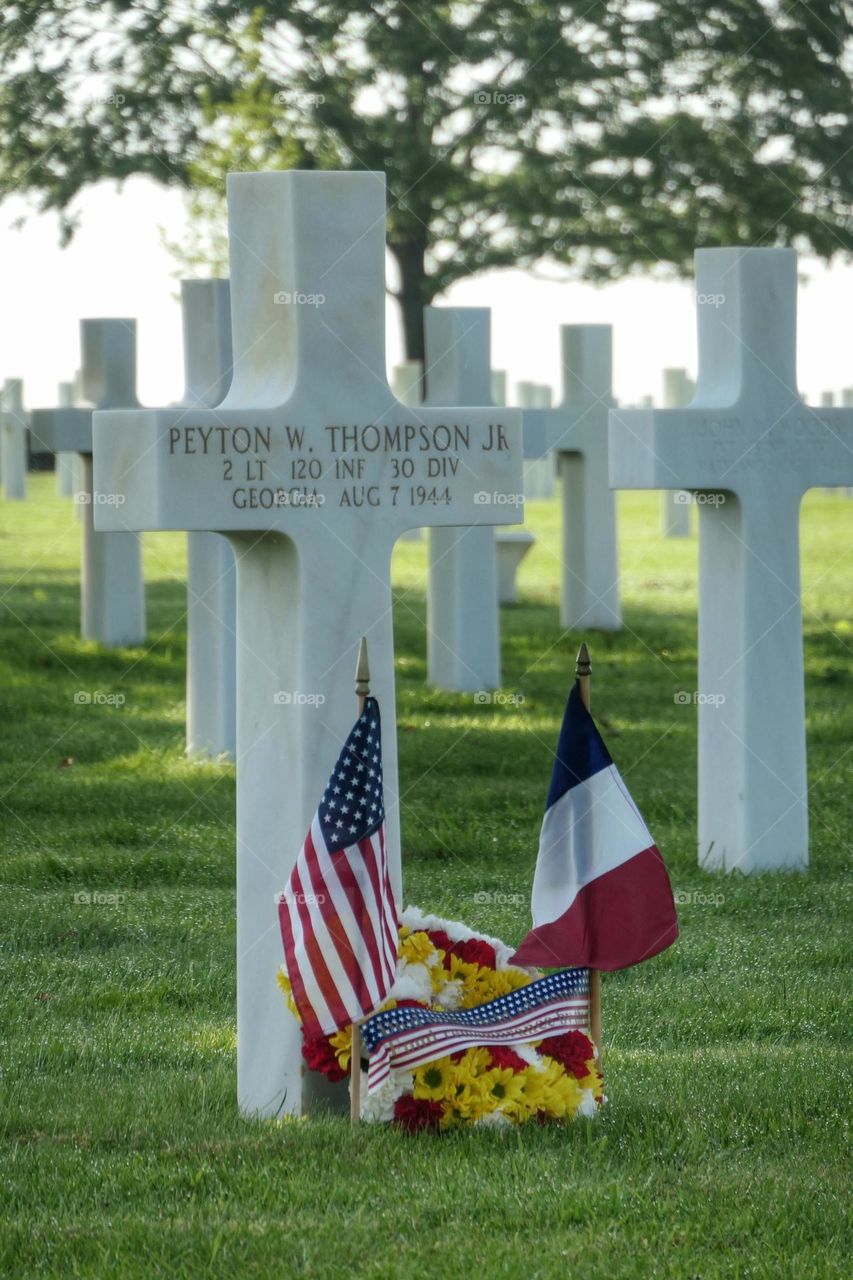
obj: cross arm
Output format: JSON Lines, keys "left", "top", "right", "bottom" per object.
{"left": 30, "top": 408, "right": 94, "bottom": 455}
{"left": 93, "top": 402, "right": 523, "bottom": 536}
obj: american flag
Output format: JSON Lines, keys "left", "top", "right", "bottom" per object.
{"left": 361, "top": 967, "right": 590, "bottom": 1092}
{"left": 277, "top": 696, "right": 398, "bottom": 1038}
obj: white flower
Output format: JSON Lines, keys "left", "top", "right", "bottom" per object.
{"left": 577, "top": 1089, "right": 598, "bottom": 1119}
{"left": 509, "top": 1042, "right": 540, "bottom": 1067}
{"left": 358, "top": 1070, "right": 408, "bottom": 1123}
{"left": 474, "top": 1110, "right": 511, "bottom": 1130}
{"left": 388, "top": 960, "right": 432, "bottom": 1004}
{"left": 434, "top": 979, "right": 463, "bottom": 1010}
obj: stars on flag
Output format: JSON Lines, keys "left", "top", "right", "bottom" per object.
{"left": 319, "top": 707, "right": 384, "bottom": 851}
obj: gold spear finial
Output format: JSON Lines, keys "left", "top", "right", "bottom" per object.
{"left": 575, "top": 641, "right": 591, "bottom": 679}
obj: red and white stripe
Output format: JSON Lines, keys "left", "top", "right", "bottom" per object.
{"left": 278, "top": 816, "right": 397, "bottom": 1037}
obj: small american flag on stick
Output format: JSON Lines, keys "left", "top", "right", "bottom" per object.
{"left": 277, "top": 666, "right": 398, "bottom": 1039}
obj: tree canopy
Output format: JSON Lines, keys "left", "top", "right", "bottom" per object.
{"left": 2, "top": 1, "right": 851, "bottom": 356}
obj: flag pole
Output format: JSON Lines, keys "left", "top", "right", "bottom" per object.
{"left": 350, "top": 636, "right": 371, "bottom": 1126}
{"left": 576, "top": 641, "right": 602, "bottom": 1061}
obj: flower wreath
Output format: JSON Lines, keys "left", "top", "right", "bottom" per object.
{"left": 278, "top": 905, "right": 604, "bottom": 1131}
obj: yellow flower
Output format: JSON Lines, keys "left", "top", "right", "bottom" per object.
{"left": 482, "top": 1066, "right": 527, "bottom": 1112}
{"left": 460, "top": 964, "right": 533, "bottom": 1008}
{"left": 446, "top": 953, "right": 481, "bottom": 989}
{"left": 329, "top": 1025, "right": 352, "bottom": 1071}
{"left": 400, "top": 930, "right": 436, "bottom": 967}
{"left": 412, "top": 1056, "right": 455, "bottom": 1101}
{"left": 448, "top": 1073, "right": 490, "bottom": 1121}
{"left": 277, "top": 968, "right": 300, "bottom": 1020}
{"left": 579, "top": 1066, "right": 603, "bottom": 1097}
{"left": 536, "top": 1061, "right": 584, "bottom": 1119}
{"left": 452, "top": 1047, "right": 491, "bottom": 1082}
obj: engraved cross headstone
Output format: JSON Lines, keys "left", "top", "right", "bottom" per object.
{"left": 93, "top": 170, "right": 522, "bottom": 1116}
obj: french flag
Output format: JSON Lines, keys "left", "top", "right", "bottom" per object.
{"left": 512, "top": 681, "right": 678, "bottom": 971}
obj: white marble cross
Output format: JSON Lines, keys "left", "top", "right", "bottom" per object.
{"left": 1, "top": 379, "right": 29, "bottom": 501}
{"left": 390, "top": 362, "right": 423, "bottom": 541}
{"left": 524, "top": 326, "right": 621, "bottom": 630}
{"left": 391, "top": 361, "right": 423, "bottom": 406}
{"left": 423, "top": 307, "right": 505, "bottom": 692}
{"left": 660, "top": 368, "right": 695, "bottom": 537}
{"left": 490, "top": 370, "right": 507, "bottom": 405}
{"left": 180, "top": 279, "right": 237, "bottom": 760}
{"left": 32, "top": 320, "right": 146, "bottom": 648}
{"left": 55, "top": 381, "right": 77, "bottom": 497}
{"left": 517, "top": 381, "right": 555, "bottom": 499}
{"left": 93, "top": 170, "right": 523, "bottom": 1117}
{"left": 610, "top": 247, "right": 853, "bottom": 872}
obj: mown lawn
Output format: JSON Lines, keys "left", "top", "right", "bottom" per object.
{"left": 0, "top": 475, "right": 851, "bottom": 1279}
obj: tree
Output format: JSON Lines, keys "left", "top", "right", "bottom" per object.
{"left": 1, "top": 1, "right": 851, "bottom": 359}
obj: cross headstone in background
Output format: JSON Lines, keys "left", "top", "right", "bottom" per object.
{"left": 841, "top": 390, "right": 853, "bottom": 496}
{"left": 423, "top": 306, "right": 504, "bottom": 692}
{"left": 1, "top": 379, "right": 28, "bottom": 500}
{"left": 31, "top": 320, "right": 146, "bottom": 648}
{"left": 492, "top": 368, "right": 536, "bottom": 604}
{"left": 390, "top": 362, "right": 423, "bottom": 541}
{"left": 660, "top": 368, "right": 695, "bottom": 537}
{"left": 517, "top": 380, "right": 555, "bottom": 499}
{"left": 180, "top": 279, "right": 237, "bottom": 760}
{"left": 93, "top": 170, "right": 523, "bottom": 1116}
{"left": 610, "top": 247, "right": 853, "bottom": 873}
{"left": 391, "top": 361, "right": 423, "bottom": 406}
{"left": 55, "top": 381, "right": 77, "bottom": 497}
{"left": 524, "top": 325, "right": 621, "bottom": 631}
{"left": 495, "top": 530, "right": 535, "bottom": 604}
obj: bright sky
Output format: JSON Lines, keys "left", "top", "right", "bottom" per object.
{"left": 2, "top": 176, "right": 851, "bottom": 410}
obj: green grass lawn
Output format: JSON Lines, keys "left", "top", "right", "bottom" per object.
{"left": 1, "top": 475, "right": 851, "bottom": 1279}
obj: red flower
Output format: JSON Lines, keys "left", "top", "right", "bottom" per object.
{"left": 393, "top": 1095, "right": 444, "bottom": 1133}
{"left": 395, "top": 998, "right": 428, "bottom": 1009}
{"left": 538, "top": 1030, "right": 595, "bottom": 1079}
{"left": 301, "top": 1032, "right": 347, "bottom": 1083}
{"left": 426, "top": 929, "right": 497, "bottom": 971}
{"left": 487, "top": 1046, "right": 528, "bottom": 1073}
{"left": 427, "top": 929, "right": 455, "bottom": 955}
{"left": 451, "top": 937, "right": 497, "bottom": 970}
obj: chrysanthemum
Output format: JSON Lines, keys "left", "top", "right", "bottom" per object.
{"left": 412, "top": 1057, "right": 455, "bottom": 1102}
{"left": 329, "top": 1025, "right": 352, "bottom": 1071}
{"left": 276, "top": 968, "right": 300, "bottom": 1019}
{"left": 399, "top": 930, "right": 436, "bottom": 967}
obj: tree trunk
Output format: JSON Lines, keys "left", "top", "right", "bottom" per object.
{"left": 390, "top": 239, "right": 431, "bottom": 368}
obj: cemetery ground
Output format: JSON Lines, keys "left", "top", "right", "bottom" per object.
{"left": 1, "top": 477, "right": 850, "bottom": 1280}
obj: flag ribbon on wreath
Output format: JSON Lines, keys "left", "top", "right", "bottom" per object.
{"left": 361, "top": 967, "right": 590, "bottom": 1093}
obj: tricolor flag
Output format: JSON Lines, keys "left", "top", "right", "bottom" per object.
{"left": 512, "top": 681, "right": 678, "bottom": 970}
{"left": 362, "top": 967, "right": 590, "bottom": 1093}
{"left": 277, "top": 697, "right": 398, "bottom": 1037}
